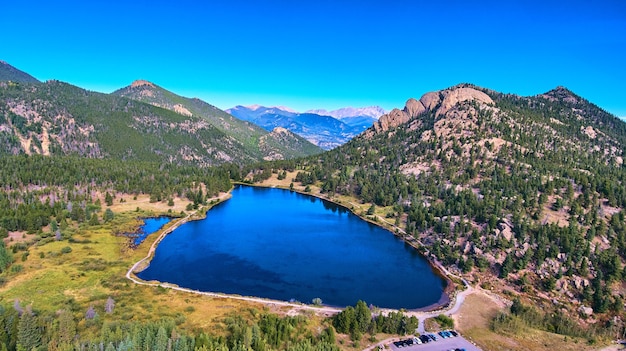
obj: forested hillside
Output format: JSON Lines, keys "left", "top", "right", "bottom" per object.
{"left": 255, "top": 84, "right": 626, "bottom": 327}
{"left": 0, "top": 155, "right": 237, "bottom": 234}
{"left": 0, "top": 61, "right": 40, "bottom": 83}
{"left": 113, "top": 81, "right": 322, "bottom": 159}
{"left": 0, "top": 80, "right": 320, "bottom": 166}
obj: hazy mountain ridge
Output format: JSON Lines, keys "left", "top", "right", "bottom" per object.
{"left": 227, "top": 105, "right": 376, "bottom": 150}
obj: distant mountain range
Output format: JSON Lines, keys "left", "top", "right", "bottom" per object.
{"left": 0, "top": 62, "right": 322, "bottom": 165}
{"left": 227, "top": 105, "right": 384, "bottom": 150}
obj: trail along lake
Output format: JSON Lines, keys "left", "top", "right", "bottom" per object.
{"left": 137, "top": 185, "right": 447, "bottom": 309}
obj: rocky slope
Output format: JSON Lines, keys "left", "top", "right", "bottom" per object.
{"left": 281, "top": 83, "right": 626, "bottom": 323}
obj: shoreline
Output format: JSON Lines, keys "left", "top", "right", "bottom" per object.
{"left": 126, "top": 182, "right": 466, "bottom": 315}
{"left": 239, "top": 182, "right": 460, "bottom": 310}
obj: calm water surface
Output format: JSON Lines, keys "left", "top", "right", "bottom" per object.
{"left": 132, "top": 217, "right": 172, "bottom": 246}
{"left": 138, "top": 186, "right": 446, "bottom": 309}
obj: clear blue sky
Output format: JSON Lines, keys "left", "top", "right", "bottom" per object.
{"left": 2, "top": 0, "right": 625, "bottom": 117}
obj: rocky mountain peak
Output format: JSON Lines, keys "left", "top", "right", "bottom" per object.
{"left": 436, "top": 87, "right": 494, "bottom": 117}
{"left": 130, "top": 80, "right": 156, "bottom": 88}
{"left": 370, "top": 86, "right": 494, "bottom": 135}
{"left": 541, "top": 86, "right": 581, "bottom": 104}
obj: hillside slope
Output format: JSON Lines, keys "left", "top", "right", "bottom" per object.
{"left": 272, "top": 84, "right": 626, "bottom": 323}
{"left": 0, "top": 61, "right": 40, "bottom": 83}
{"left": 0, "top": 80, "right": 318, "bottom": 165}
{"left": 113, "top": 81, "right": 322, "bottom": 160}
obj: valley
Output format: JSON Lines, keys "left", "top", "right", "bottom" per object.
{"left": 1, "top": 61, "right": 626, "bottom": 351}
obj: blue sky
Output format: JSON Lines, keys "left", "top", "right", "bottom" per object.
{"left": 2, "top": 0, "right": 625, "bottom": 117}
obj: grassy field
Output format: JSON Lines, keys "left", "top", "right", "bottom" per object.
{"left": 0, "top": 195, "right": 266, "bottom": 337}
{"left": 454, "top": 291, "right": 605, "bottom": 351}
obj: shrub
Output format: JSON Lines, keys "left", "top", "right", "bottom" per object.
{"left": 61, "top": 246, "right": 72, "bottom": 254}
{"left": 434, "top": 314, "right": 454, "bottom": 329}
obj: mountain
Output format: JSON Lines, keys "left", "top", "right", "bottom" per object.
{"left": 0, "top": 61, "right": 40, "bottom": 83}
{"left": 268, "top": 84, "right": 626, "bottom": 322}
{"left": 227, "top": 105, "right": 372, "bottom": 150}
{"left": 307, "top": 106, "right": 385, "bottom": 119}
{"left": 307, "top": 106, "right": 385, "bottom": 131}
{"left": 112, "top": 80, "right": 322, "bottom": 161}
{"left": 0, "top": 80, "right": 320, "bottom": 165}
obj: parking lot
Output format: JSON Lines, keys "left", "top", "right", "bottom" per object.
{"left": 387, "top": 332, "right": 482, "bottom": 351}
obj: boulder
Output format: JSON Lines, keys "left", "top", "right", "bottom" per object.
{"left": 403, "top": 98, "right": 426, "bottom": 118}
{"left": 420, "top": 92, "right": 441, "bottom": 110}
{"left": 578, "top": 305, "right": 593, "bottom": 316}
{"left": 373, "top": 108, "right": 410, "bottom": 133}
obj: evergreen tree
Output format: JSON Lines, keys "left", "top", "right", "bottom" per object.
{"left": 354, "top": 300, "right": 371, "bottom": 333}
{"left": 17, "top": 307, "right": 41, "bottom": 351}
{"left": 154, "top": 326, "right": 168, "bottom": 351}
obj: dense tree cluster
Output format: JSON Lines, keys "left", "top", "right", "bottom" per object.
{"left": 332, "top": 301, "right": 418, "bottom": 341}
{"left": 0, "top": 304, "right": 338, "bottom": 351}
{"left": 0, "top": 155, "right": 235, "bottom": 233}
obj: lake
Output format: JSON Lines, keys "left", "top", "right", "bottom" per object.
{"left": 137, "top": 185, "right": 447, "bottom": 309}
{"left": 131, "top": 217, "right": 173, "bottom": 246}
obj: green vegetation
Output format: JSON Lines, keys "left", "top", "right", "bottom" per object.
{"left": 333, "top": 301, "right": 418, "bottom": 341}
{"left": 251, "top": 84, "right": 626, "bottom": 336}
{"left": 0, "top": 155, "right": 235, "bottom": 233}
{"left": 433, "top": 314, "right": 454, "bottom": 329}
{"left": 2, "top": 81, "right": 626, "bottom": 349}
{"left": 0, "top": 81, "right": 320, "bottom": 165}
{"left": 491, "top": 297, "right": 616, "bottom": 342}
{"left": 0, "top": 305, "right": 338, "bottom": 351}
{"left": 0, "top": 62, "right": 40, "bottom": 83}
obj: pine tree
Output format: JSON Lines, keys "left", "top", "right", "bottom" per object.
{"left": 17, "top": 307, "right": 41, "bottom": 351}
{"left": 354, "top": 300, "right": 371, "bottom": 332}
{"left": 154, "top": 326, "right": 168, "bottom": 351}
{"left": 58, "top": 309, "right": 76, "bottom": 345}
{"left": 105, "top": 192, "right": 113, "bottom": 206}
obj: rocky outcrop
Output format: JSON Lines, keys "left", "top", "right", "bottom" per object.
{"left": 370, "top": 87, "right": 494, "bottom": 134}
{"left": 404, "top": 98, "right": 426, "bottom": 118}
{"left": 373, "top": 108, "right": 410, "bottom": 133}
{"left": 437, "top": 87, "right": 494, "bottom": 117}
{"left": 420, "top": 92, "right": 441, "bottom": 110}
{"left": 130, "top": 80, "right": 155, "bottom": 88}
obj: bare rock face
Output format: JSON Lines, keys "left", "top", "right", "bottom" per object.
{"left": 131, "top": 80, "right": 155, "bottom": 88}
{"left": 373, "top": 108, "right": 410, "bottom": 133}
{"left": 404, "top": 98, "right": 426, "bottom": 118}
{"left": 368, "top": 86, "right": 493, "bottom": 135}
{"left": 420, "top": 92, "right": 441, "bottom": 110}
{"left": 437, "top": 87, "right": 494, "bottom": 117}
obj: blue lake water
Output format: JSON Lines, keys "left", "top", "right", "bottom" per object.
{"left": 138, "top": 185, "right": 446, "bottom": 309}
{"left": 132, "top": 217, "right": 173, "bottom": 246}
